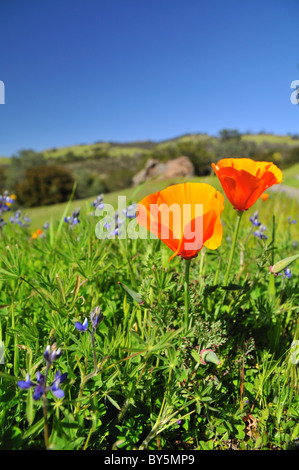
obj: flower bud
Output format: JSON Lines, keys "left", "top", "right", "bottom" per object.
{"left": 200, "top": 349, "right": 221, "bottom": 366}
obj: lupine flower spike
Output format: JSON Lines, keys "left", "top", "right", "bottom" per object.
{"left": 64, "top": 208, "right": 80, "bottom": 226}
{"left": 17, "top": 344, "right": 67, "bottom": 401}
{"left": 254, "top": 224, "right": 268, "bottom": 240}
{"left": 249, "top": 211, "right": 261, "bottom": 227}
{"left": 75, "top": 307, "right": 103, "bottom": 335}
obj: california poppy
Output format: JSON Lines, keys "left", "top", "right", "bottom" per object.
{"left": 137, "top": 182, "right": 224, "bottom": 261}
{"left": 31, "top": 229, "right": 42, "bottom": 239}
{"left": 211, "top": 158, "right": 282, "bottom": 211}
{"left": 259, "top": 193, "right": 269, "bottom": 201}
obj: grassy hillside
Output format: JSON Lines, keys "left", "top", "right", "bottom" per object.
{"left": 2, "top": 132, "right": 299, "bottom": 163}
{"left": 0, "top": 156, "right": 10, "bottom": 165}
{"left": 241, "top": 133, "right": 299, "bottom": 146}
{"left": 22, "top": 175, "right": 214, "bottom": 229}
{"left": 42, "top": 141, "right": 152, "bottom": 160}
{"left": 281, "top": 162, "right": 299, "bottom": 188}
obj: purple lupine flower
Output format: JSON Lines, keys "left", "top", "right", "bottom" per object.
{"left": 9, "top": 210, "right": 31, "bottom": 227}
{"left": 50, "top": 371, "right": 68, "bottom": 399}
{"left": 90, "top": 306, "right": 103, "bottom": 330}
{"left": 43, "top": 344, "right": 62, "bottom": 365}
{"left": 124, "top": 203, "right": 137, "bottom": 219}
{"left": 9, "top": 210, "right": 22, "bottom": 224}
{"left": 33, "top": 384, "right": 44, "bottom": 400}
{"left": 250, "top": 211, "right": 261, "bottom": 227}
{"left": 17, "top": 373, "right": 36, "bottom": 390}
{"left": 254, "top": 224, "right": 268, "bottom": 240}
{"left": 0, "top": 191, "right": 15, "bottom": 215}
{"left": 75, "top": 318, "right": 89, "bottom": 332}
{"left": 64, "top": 208, "right": 80, "bottom": 226}
{"left": 75, "top": 307, "right": 103, "bottom": 334}
{"left": 92, "top": 194, "right": 104, "bottom": 211}
{"left": 284, "top": 267, "right": 291, "bottom": 279}
{"left": 18, "top": 369, "right": 67, "bottom": 401}
{"left": 18, "top": 344, "right": 67, "bottom": 401}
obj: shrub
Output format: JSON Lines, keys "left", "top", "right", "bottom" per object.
{"left": 15, "top": 164, "right": 75, "bottom": 207}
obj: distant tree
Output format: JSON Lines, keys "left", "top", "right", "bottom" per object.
{"left": 219, "top": 129, "right": 242, "bottom": 141}
{"left": 73, "top": 170, "right": 107, "bottom": 199}
{"left": 0, "top": 166, "right": 6, "bottom": 192}
{"left": 5, "top": 149, "right": 45, "bottom": 191}
{"left": 16, "top": 164, "right": 75, "bottom": 207}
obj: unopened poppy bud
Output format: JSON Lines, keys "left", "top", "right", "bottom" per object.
{"left": 270, "top": 253, "right": 299, "bottom": 275}
{"left": 200, "top": 349, "right": 221, "bottom": 366}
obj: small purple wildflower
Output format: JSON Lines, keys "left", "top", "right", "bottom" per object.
{"left": 50, "top": 371, "right": 68, "bottom": 399}
{"left": 17, "top": 346, "right": 67, "bottom": 401}
{"left": 288, "top": 217, "right": 297, "bottom": 224}
{"left": 17, "top": 373, "right": 36, "bottom": 390}
{"left": 75, "top": 317, "right": 89, "bottom": 332}
{"left": 249, "top": 211, "right": 261, "bottom": 227}
{"left": 92, "top": 194, "right": 104, "bottom": 211}
{"left": 123, "top": 203, "right": 137, "bottom": 219}
{"left": 43, "top": 344, "right": 62, "bottom": 365}
{"left": 284, "top": 267, "right": 291, "bottom": 279}
{"left": 254, "top": 224, "right": 268, "bottom": 240}
{"left": 75, "top": 307, "right": 103, "bottom": 334}
{"left": 9, "top": 210, "right": 31, "bottom": 227}
{"left": 0, "top": 191, "right": 15, "bottom": 215}
{"left": 64, "top": 208, "right": 80, "bottom": 226}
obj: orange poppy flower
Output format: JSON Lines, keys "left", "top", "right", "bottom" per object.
{"left": 211, "top": 158, "right": 282, "bottom": 211}
{"left": 31, "top": 229, "right": 42, "bottom": 239}
{"left": 137, "top": 182, "right": 224, "bottom": 260}
{"left": 259, "top": 193, "right": 269, "bottom": 201}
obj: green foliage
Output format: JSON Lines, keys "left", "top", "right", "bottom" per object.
{"left": 15, "top": 164, "right": 75, "bottom": 207}
{"left": 0, "top": 169, "right": 298, "bottom": 451}
{"left": 73, "top": 170, "right": 108, "bottom": 199}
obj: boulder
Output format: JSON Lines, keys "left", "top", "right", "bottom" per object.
{"left": 132, "top": 156, "right": 194, "bottom": 186}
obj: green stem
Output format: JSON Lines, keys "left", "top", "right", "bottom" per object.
{"left": 224, "top": 210, "right": 243, "bottom": 286}
{"left": 184, "top": 259, "right": 191, "bottom": 329}
{"left": 42, "top": 364, "right": 51, "bottom": 450}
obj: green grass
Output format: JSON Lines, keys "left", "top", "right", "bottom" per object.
{"left": 42, "top": 142, "right": 150, "bottom": 160}
{"left": 241, "top": 133, "right": 299, "bottom": 146}
{"left": 0, "top": 156, "right": 10, "bottom": 165}
{"left": 281, "top": 163, "right": 299, "bottom": 188}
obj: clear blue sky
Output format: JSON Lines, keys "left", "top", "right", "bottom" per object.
{"left": 0, "top": 0, "right": 298, "bottom": 157}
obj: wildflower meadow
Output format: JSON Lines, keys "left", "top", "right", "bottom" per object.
{"left": 0, "top": 158, "right": 298, "bottom": 452}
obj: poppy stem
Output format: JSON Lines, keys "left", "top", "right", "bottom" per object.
{"left": 224, "top": 210, "right": 243, "bottom": 286}
{"left": 184, "top": 258, "right": 191, "bottom": 329}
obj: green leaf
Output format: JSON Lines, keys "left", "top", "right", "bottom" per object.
{"left": 0, "top": 266, "right": 18, "bottom": 279}
{"left": 26, "top": 388, "right": 34, "bottom": 425}
{"left": 106, "top": 394, "right": 121, "bottom": 411}
{"left": 22, "top": 417, "right": 45, "bottom": 440}
{"left": 191, "top": 349, "right": 202, "bottom": 363}
{"left": 118, "top": 282, "right": 144, "bottom": 305}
